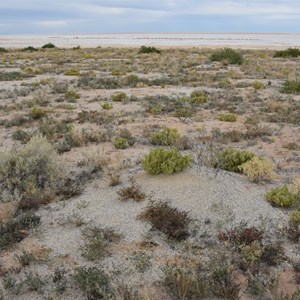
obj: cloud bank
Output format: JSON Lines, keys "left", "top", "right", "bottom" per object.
{"left": 1, "top": 0, "right": 299, "bottom": 34}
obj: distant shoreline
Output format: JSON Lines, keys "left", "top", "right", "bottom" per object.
{"left": 1, "top": 32, "right": 299, "bottom": 49}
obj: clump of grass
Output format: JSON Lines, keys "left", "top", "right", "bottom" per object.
{"left": 41, "top": 42, "right": 56, "bottom": 49}
{"left": 281, "top": 79, "right": 300, "bottom": 94}
{"left": 274, "top": 48, "right": 300, "bottom": 58}
{"left": 101, "top": 102, "right": 113, "bottom": 110}
{"left": 290, "top": 210, "right": 300, "bottom": 225}
{"left": 142, "top": 147, "right": 192, "bottom": 175}
{"left": 64, "top": 68, "right": 80, "bottom": 76}
{"left": 117, "top": 178, "right": 145, "bottom": 201}
{"left": 138, "top": 45, "right": 161, "bottom": 54}
{"left": 112, "top": 92, "right": 127, "bottom": 102}
{"left": 265, "top": 185, "right": 298, "bottom": 208}
{"left": 64, "top": 89, "right": 80, "bottom": 101}
{"left": 0, "top": 213, "right": 40, "bottom": 251}
{"left": 113, "top": 137, "right": 129, "bottom": 149}
{"left": 252, "top": 81, "right": 265, "bottom": 90}
{"left": 218, "top": 113, "right": 238, "bottom": 122}
{"left": 0, "top": 135, "right": 65, "bottom": 201}
{"left": 73, "top": 266, "right": 112, "bottom": 299}
{"left": 139, "top": 201, "right": 191, "bottom": 240}
{"left": 150, "top": 128, "right": 180, "bottom": 146}
{"left": 190, "top": 90, "right": 208, "bottom": 104}
{"left": 30, "top": 105, "right": 48, "bottom": 119}
{"left": 81, "top": 226, "right": 121, "bottom": 261}
{"left": 210, "top": 48, "right": 243, "bottom": 65}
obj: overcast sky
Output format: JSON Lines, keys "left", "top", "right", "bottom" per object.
{"left": 0, "top": 0, "right": 299, "bottom": 34}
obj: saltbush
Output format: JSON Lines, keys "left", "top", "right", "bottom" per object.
{"left": 113, "top": 137, "right": 129, "bottom": 149}
{"left": 218, "top": 113, "right": 238, "bottom": 122}
{"left": 31, "top": 105, "right": 48, "bottom": 119}
{"left": 190, "top": 90, "right": 208, "bottom": 104}
{"left": 274, "top": 48, "right": 300, "bottom": 58}
{"left": 138, "top": 45, "right": 161, "bottom": 54}
{"left": 289, "top": 210, "right": 300, "bottom": 225}
{"left": 150, "top": 128, "right": 180, "bottom": 146}
{"left": 252, "top": 81, "right": 265, "bottom": 90}
{"left": 265, "top": 185, "right": 298, "bottom": 208}
{"left": 64, "top": 68, "right": 80, "bottom": 76}
{"left": 216, "top": 148, "right": 256, "bottom": 172}
{"left": 281, "top": 79, "right": 300, "bottom": 94}
{"left": 240, "top": 157, "right": 274, "bottom": 182}
{"left": 101, "top": 102, "right": 113, "bottom": 110}
{"left": 210, "top": 48, "right": 243, "bottom": 65}
{"left": 0, "top": 136, "right": 65, "bottom": 201}
{"left": 41, "top": 43, "right": 56, "bottom": 49}
{"left": 142, "top": 147, "right": 192, "bottom": 175}
{"left": 112, "top": 92, "right": 127, "bottom": 102}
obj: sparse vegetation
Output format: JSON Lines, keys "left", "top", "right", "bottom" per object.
{"left": 150, "top": 128, "right": 180, "bottom": 146}
{"left": 138, "top": 45, "right": 161, "bottom": 54}
{"left": 218, "top": 113, "right": 238, "bottom": 122}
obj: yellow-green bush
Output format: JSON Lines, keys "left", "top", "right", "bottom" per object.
{"left": 0, "top": 136, "right": 65, "bottom": 201}
{"left": 289, "top": 210, "right": 300, "bottom": 225}
{"left": 190, "top": 90, "right": 208, "bottom": 104}
{"left": 239, "top": 157, "right": 274, "bottom": 182}
{"left": 150, "top": 128, "right": 180, "bottom": 146}
{"left": 113, "top": 137, "right": 129, "bottom": 149}
{"left": 101, "top": 102, "right": 113, "bottom": 110}
{"left": 64, "top": 68, "right": 80, "bottom": 76}
{"left": 31, "top": 105, "right": 48, "bottom": 119}
{"left": 218, "top": 113, "right": 238, "bottom": 122}
{"left": 265, "top": 185, "right": 298, "bottom": 208}
{"left": 216, "top": 148, "right": 256, "bottom": 173}
{"left": 142, "top": 147, "right": 192, "bottom": 175}
{"left": 252, "top": 81, "right": 265, "bottom": 90}
{"left": 112, "top": 92, "right": 127, "bottom": 102}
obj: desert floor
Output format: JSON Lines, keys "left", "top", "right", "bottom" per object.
{"left": 0, "top": 45, "right": 299, "bottom": 300}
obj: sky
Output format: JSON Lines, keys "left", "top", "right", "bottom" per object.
{"left": 0, "top": 0, "right": 300, "bottom": 34}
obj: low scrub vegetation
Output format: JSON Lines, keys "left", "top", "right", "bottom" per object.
{"left": 281, "top": 79, "right": 300, "bottom": 94}
{"left": 139, "top": 201, "right": 191, "bottom": 240}
{"left": 265, "top": 185, "right": 298, "bottom": 208}
{"left": 142, "top": 147, "right": 192, "bottom": 175}
{"left": 218, "top": 113, "right": 238, "bottom": 122}
{"left": 150, "top": 128, "right": 180, "bottom": 146}
{"left": 210, "top": 48, "right": 243, "bottom": 65}
{"left": 138, "top": 45, "right": 161, "bottom": 54}
{"left": 0, "top": 135, "right": 65, "bottom": 201}
{"left": 274, "top": 48, "right": 300, "bottom": 58}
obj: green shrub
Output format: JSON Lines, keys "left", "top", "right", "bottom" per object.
{"left": 274, "top": 48, "right": 300, "bottom": 58}
{"left": 281, "top": 79, "right": 300, "bottom": 94}
{"left": 265, "top": 185, "right": 298, "bottom": 208}
{"left": 0, "top": 213, "right": 40, "bottom": 250}
{"left": 142, "top": 147, "right": 192, "bottom": 175}
{"left": 41, "top": 42, "right": 56, "bottom": 49}
{"left": 252, "top": 81, "right": 265, "bottom": 90}
{"left": 150, "top": 128, "right": 180, "bottom": 146}
{"left": 113, "top": 137, "right": 129, "bottom": 149}
{"left": 240, "top": 157, "right": 274, "bottom": 182}
{"left": 73, "top": 267, "right": 112, "bottom": 299}
{"left": 0, "top": 47, "right": 7, "bottom": 53}
{"left": 64, "top": 90, "right": 80, "bottom": 101}
{"left": 0, "top": 135, "right": 65, "bottom": 200}
{"left": 210, "top": 48, "right": 243, "bottom": 65}
{"left": 111, "top": 69, "right": 126, "bottom": 76}
{"left": 289, "top": 210, "right": 300, "bottom": 225}
{"left": 190, "top": 90, "right": 208, "bottom": 104}
{"left": 138, "top": 45, "right": 161, "bottom": 54}
{"left": 112, "top": 92, "right": 127, "bottom": 102}
{"left": 216, "top": 148, "right": 256, "bottom": 172}
{"left": 218, "top": 113, "right": 238, "bottom": 122}
{"left": 30, "top": 105, "right": 48, "bottom": 119}
{"left": 0, "top": 71, "right": 31, "bottom": 81}
{"left": 101, "top": 102, "right": 113, "bottom": 110}
{"left": 64, "top": 68, "right": 80, "bottom": 76}
{"left": 22, "top": 46, "right": 38, "bottom": 52}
